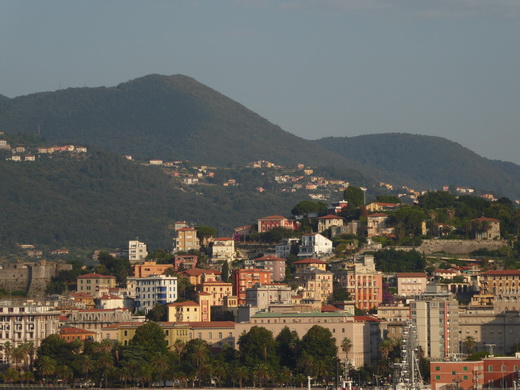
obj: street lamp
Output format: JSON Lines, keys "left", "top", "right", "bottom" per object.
{"left": 453, "top": 371, "right": 462, "bottom": 390}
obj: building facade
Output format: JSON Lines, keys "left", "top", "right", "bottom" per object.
{"left": 129, "top": 275, "right": 178, "bottom": 313}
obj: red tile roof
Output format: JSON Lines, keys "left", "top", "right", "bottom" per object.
{"left": 354, "top": 315, "right": 382, "bottom": 322}
{"left": 368, "top": 213, "right": 388, "bottom": 218}
{"left": 188, "top": 321, "right": 235, "bottom": 328}
{"left": 397, "top": 273, "right": 427, "bottom": 278}
{"left": 471, "top": 217, "right": 500, "bottom": 222}
{"left": 321, "top": 305, "right": 340, "bottom": 312}
{"left": 180, "top": 268, "right": 221, "bottom": 276}
{"left": 317, "top": 215, "right": 345, "bottom": 220}
{"left": 294, "top": 258, "right": 327, "bottom": 264}
{"left": 77, "top": 273, "right": 116, "bottom": 279}
{"left": 482, "top": 270, "right": 520, "bottom": 276}
{"left": 168, "top": 300, "right": 199, "bottom": 307}
{"left": 215, "top": 237, "right": 234, "bottom": 241}
{"left": 258, "top": 215, "right": 288, "bottom": 220}
{"left": 60, "top": 327, "right": 96, "bottom": 335}
{"left": 256, "top": 255, "right": 285, "bottom": 261}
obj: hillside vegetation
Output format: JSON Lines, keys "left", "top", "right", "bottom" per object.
{"left": 316, "top": 133, "right": 520, "bottom": 198}
{"left": 0, "top": 151, "right": 305, "bottom": 251}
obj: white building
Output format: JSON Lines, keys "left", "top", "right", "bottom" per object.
{"left": 211, "top": 238, "right": 235, "bottom": 262}
{"left": 0, "top": 301, "right": 61, "bottom": 363}
{"left": 128, "top": 240, "right": 147, "bottom": 263}
{"left": 129, "top": 275, "right": 178, "bottom": 313}
{"left": 245, "top": 283, "right": 292, "bottom": 310}
{"left": 275, "top": 237, "right": 300, "bottom": 258}
{"left": 298, "top": 233, "right": 333, "bottom": 258}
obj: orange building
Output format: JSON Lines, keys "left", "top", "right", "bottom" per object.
{"left": 232, "top": 269, "right": 272, "bottom": 304}
{"left": 132, "top": 261, "right": 172, "bottom": 278}
{"left": 60, "top": 326, "right": 96, "bottom": 343}
{"left": 179, "top": 268, "right": 221, "bottom": 286}
{"left": 430, "top": 361, "right": 484, "bottom": 390}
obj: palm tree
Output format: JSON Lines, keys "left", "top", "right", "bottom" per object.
{"left": 96, "top": 352, "right": 114, "bottom": 388}
{"left": 37, "top": 356, "right": 57, "bottom": 384}
{"left": 464, "top": 336, "right": 476, "bottom": 355}
{"left": 11, "top": 346, "right": 26, "bottom": 375}
{"left": 297, "top": 353, "right": 314, "bottom": 377}
{"left": 253, "top": 363, "right": 270, "bottom": 387}
{"left": 152, "top": 353, "right": 170, "bottom": 386}
{"left": 2, "top": 367, "right": 19, "bottom": 384}
{"left": 56, "top": 365, "right": 74, "bottom": 385}
{"left": 81, "top": 355, "right": 95, "bottom": 383}
{"left": 235, "top": 366, "right": 249, "bottom": 388}
{"left": 2, "top": 341, "right": 13, "bottom": 367}
{"left": 341, "top": 337, "right": 353, "bottom": 361}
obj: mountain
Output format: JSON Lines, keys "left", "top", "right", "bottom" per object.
{"left": 0, "top": 74, "right": 368, "bottom": 180}
{"left": 1, "top": 74, "right": 520, "bottom": 198}
{"left": 316, "top": 133, "right": 520, "bottom": 198}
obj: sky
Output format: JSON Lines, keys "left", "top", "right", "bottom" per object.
{"left": 1, "top": 0, "right": 519, "bottom": 163}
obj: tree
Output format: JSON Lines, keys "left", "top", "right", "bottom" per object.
{"left": 37, "top": 356, "right": 57, "bottom": 383}
{"left": 343, "top": 186, "right": 365, "bottom": 208}
{"left": 238, "top": 326, "right": 279, "bottom": 369}
{"left": 375, "top": 195, "right": 401, "bottom": 204}
{"left": 299, "top": 326, "right": 337, "bottom": 371}
{"left": 195, "top": 226, "right": 217, "bottom": 241}
{"left": 146, "top": 303, "right": 169, "bottom": 322}
{"left": 276, "top": 326, "right": 300, "bottom": 370}
{"left": 341, "top": 337, "right": 353, "bottom": 361}
{"left": 221, "top": 261, "right": 230, "bottom": 283}
{"left": 463, "top": 336, "right": 476, "bottom": 355}
{"left": 130, "top": 322, "right": 168, "bottom": 357}
{"left": 291, "top": 200, "right": 326, "bottom": 218}
{"left": 182, "top": 339, "right": 211, "bottom": 386}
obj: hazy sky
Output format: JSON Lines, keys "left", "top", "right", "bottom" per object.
{"left": 1, "top": 0, "right": 519, "bottom": 163}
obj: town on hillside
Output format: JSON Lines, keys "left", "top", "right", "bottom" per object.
{"left": 2, "top": 185, "right": 520, "bottom": 389}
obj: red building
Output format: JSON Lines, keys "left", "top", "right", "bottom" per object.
{"left": 257, "top": 215, "right": 299, "bottom": 233}
{"left": 232, "top": 268, "right": 272, "bottom": 304}
{"left": 430, "top": 361, "right": 484, "bottom": 390}
{"left": 483, "top": 356, "right": 520, "bottom": 389}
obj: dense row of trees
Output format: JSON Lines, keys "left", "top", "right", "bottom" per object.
{"left": 0, "top": 323, "right": 348, "bottom": 387}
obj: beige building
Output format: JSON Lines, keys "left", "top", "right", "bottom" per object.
{"left": 211, "top": 237, "right": 235, "bottom": 262}
{"left": 168, "top": 300, "right": 201, "bottom": 323}
{"left": 0, "top": 301, "right": 61, "bottom": 363}
{"left": 367, "top": 213, "right": 394, "bottom": 237}
{"left": 411, "top": 284, "right": 459, "bottom": 359}
{"left": 235, "top": 312, "right": 376, "bottom": 368}
{"left": 65, "top": 308, "right": 133, "bottom": 341}
{"left": 174, "top": 227, "right": 200, "bottom": 252}
{"left": 397, "top": 272, "right": 428, "bottom": 297}
{"left": 77, "top": 273, "right": 117, "bottom": 298}
{"left": 295, "top": 267, "right": 334, "bottom": 304}
{"left": 344, "top": 255, "right": 383, "bottom": 311}
{"left": 196, "top": 281, "right": 233, "bottom": 307}
{"left": 471, "top": 217, "right": 501, "bottom": 240}
{"left": 294, "top": 258, "right": 327, "bottom": 273}
{"left": 317, "top": 215, "right": 344, "bottom": 233}
{"left": 254, "top": 255, "right": 286, "bottom": 282}
{"left": 480, "top": 270, "right": 520, "bottom": 296}
{"left": 102, "top": 321, "right": 191, "bottom": 348}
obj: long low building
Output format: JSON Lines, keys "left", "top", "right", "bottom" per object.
{"left": 235, "top": 311, "right": 380, "bottom": 368}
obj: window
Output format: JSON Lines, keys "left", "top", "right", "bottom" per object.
{"left": 436, "top": 376, "right": 440, "bottom": 380}
{"left": 464, "top": 376, "right": 468, "bottom": 380}
{"left": 489, "top": 366, "right": 493, "bottom": 372}
{"left": 436, "top": 367, "right": 440, "bottom": 371}
{"left": 463, "top": 367, "right": 468, "bottom": 371}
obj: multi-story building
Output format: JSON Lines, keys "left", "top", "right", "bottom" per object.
{"left": 254, "top": 255, "right": 286, "bottom": 282}
{"left": 411, "top": 284, "right": 460, "bottom": 360}
{"left": 295, "top": 267, "right": 334, "bottom": 304}
{"left": 397, "top": 272, "right": 428, "bottom": 297}
{"left": 132, "top": 261, "right": 171, "bottom": 278}
{"left": 211, "top": 238, "right": 235, "bottom": 262}
{"left": 60, "top": 327, "right": 96, "bottom": 343}
{"left": 317, "top": 215, "right": 345, "bottom": 233}
{"left": 76, "top": 273, "right": 117, "bottom": 298}
{"left": 480, "top": 270, "right": 520, "bottom": 296}
{"left": 0, "top": 301, "right": 61, "bottom": 363}
{"left": 294, "top": 258, "right": 327, "bottom": 273}
{"left": 232, "top": 269, "right": 272, "bottom": 304}
{"left": 367, "top": 213, "right": 394, "bottom": 237}
{"left": 65, "top": 308, "right": 133, "bottom": 340}
{"left": 430, "top": 361, "right": 485, "bottom": 390}
{"left": 275, "top": 237, "right": 300, "bottom": 258}
{"left": 344, "top": 255, "right": 383, "bottom": 311}
{"left": 129, "top": 275, "right": 178, "bottom": 313}
{"left": 179, "top": 268, "right": 221, "bottom": 286}
{"left": 196, "top": 281, "right": 234, "bottom": 307}
{"left": 168, "top": 300, "right": 201, "bottom": 323}
{"left": 257, "top": 215, "right": 298, "bottom": 233}
{"left": 235, "top": 311, "right": 374, "bottom": 368}
{"left": 298, "top": 233, "right": 333, "bottom": 258}
{"left": 471, "top": 217, "right": 501, "bottom": 240}
{"left": 245, "top": 283, "right": 292, "bottom": 310}
{"left": 173, "top": 254, "right": 198, "bottom": 270}
{"left": 173, "top": 227, "right": 200, "bottom": 252}
{"left": 102, "top": 321, "right": 191, "bottom": 348}
{"left": 128, "top": 240, "right": 147, "bottom": 263}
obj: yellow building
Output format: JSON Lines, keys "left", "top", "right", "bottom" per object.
{"left": 102, "top": 322, "right": 191, "bottom": 348}
{"left": 168, "top": 300, "right": 201, "bottom": 323}
{"left": 293, "top": 258, "right": 327, "bottom": 273}
{"left": 77, "top": 273, "right": 117, "bottom": 298}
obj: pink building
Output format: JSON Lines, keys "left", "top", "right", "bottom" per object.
{"left": 257, "top": 215, "right": 299, "bottom": 233}
{"left": 397, "top": 272, "right": 428, "bottom": 297}
{"left": 254, "top": 255, "right": 286, "bottom": 282}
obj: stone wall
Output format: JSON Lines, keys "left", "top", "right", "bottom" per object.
{"left": 395, "top": 239, "right": 508, "bottom": 255}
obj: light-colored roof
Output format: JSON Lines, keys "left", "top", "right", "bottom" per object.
{"left": 77, "top": 273, "right": 116, "bottom": 279}
{"left": 294, "top": 258, "right": 327, "bottom": 265}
